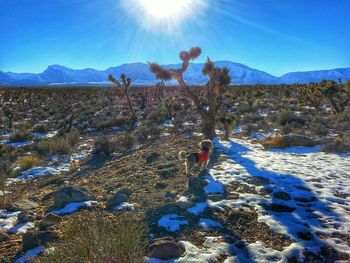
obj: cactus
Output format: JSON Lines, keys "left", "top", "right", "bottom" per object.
{"left": 149, "top": 47, "right": 231, "bottom": 139}
{"left": 108, "top": 73, "right": 136, "bottom": 122}
{"left": 219, "top": 115, "right": 236, "bottom": 140}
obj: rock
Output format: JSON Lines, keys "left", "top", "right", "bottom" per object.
{"left": 155, "top": 182, "right": 168, "bottom": 189}
{"left": 54, "top": 186, "right": 96, "bottom": 209}
{"left": 208, "top": 194, "right": 225, "bottom": 202}
{"left": 145, "top": 152, "right": 160, "bottom": 164}
{"left": 235, "top": 240, "right": 248, "bottom": 249}
{"left": 147, "top": 237, "right": 185, "bottom": 260}
{"left": 44, "top": 213, "right": 63, "bottom": 225}
{"left": 165, "top": 191, "right": 177, "bottom": 199}
{"left": 9, "top": 198, "right": 39, "bottom": 212}
{"left": 273, "top": 191, "right": 292, "bottom": 201}
{"left": 262, "top": 203, "right": 295, "bottom": 213}
{"left": 159, "top": 168, "right": 179, "bottom": 179}
{"left": 0, "top": 231, "right": 10, "bottom": 242}
{"left": 116, "top": 188, "right": 133, "bottom": 197}
{"left": 295, "top": 185, "right": 312, "bottom": 192}
{"left": 294, "top": 197, "right": 317, "bottom": 202}
{"left": 247, "top": 176, "right": 270, "bottom": 186}
{"left": 22, "top": 231, "right": 59, "bottom": 251}
{"left": 188, "top": 176, "right": 207, "bottom": 194}
{"left": 297, "top": 232, "right": 313, "bottom": 240}
{"left": 106, "top": 193, "right": 128, "bottom": 210}
{"left": 175, "top": 197, "right": 194, "bottom": 210}
{"left": 17, "top": 212, "right": 35, "bottom": 224}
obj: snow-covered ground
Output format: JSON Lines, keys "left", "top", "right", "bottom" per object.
{"left": 153, "top": 137, "right": 350, "bottom": 262}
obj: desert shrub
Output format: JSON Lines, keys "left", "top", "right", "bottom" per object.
{"left": 309, "top": 122, "right": 329, "bottom": 137}
{"left": 239, "top": 103, "right": 255, "bottom": 113}
{"left": 219, "top": 115, "right": 236, "bottom": 140}
{"left": 334, "top": 111, "right": 350, "bottom": 123}
{"left": 32, "top": 124, "right": 50, "bottom": 133}
{"left": 35, "top": 212, "right": 146, "bottom": 263}
{"left": 0, "top": 160, "right": 12, "bottom": 209}
{"left": 147, "top": 109, "right": 168, "bottom": 125}
{"left": 94, "top": 117, "right": 128, "bottom": 130}
{"left": 36, "top": 130, "right": 79, "bottom": 154}
{"left": 120, "top": 133, "right": 135, "bottom": 150}
{"left": 9, "top": 130, "right": 31, "bottom": 142}
{"left": 15, "top": 154, "right": 40, "bottom": 171}
{"left": 278, "top": 110, "right": 305, "bottom": 126}
{"left": 321, "top": 135, "right": 350, "bottom": 153}
{"left": 94, "top": 137, "right": 115, "bottom": 155}
{"left": 261, "top": 134, "right": 316, "bottom": 149}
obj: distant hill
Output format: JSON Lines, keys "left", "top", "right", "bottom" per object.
{"left": 1, "top": 62, "right": 349, "bottom": 86}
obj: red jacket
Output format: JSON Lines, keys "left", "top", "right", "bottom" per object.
{"left": 195, "top": 150, "right": 209, "bottom": 164}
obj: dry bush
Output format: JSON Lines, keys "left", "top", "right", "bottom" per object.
{"left": 120, "top": 133, "right": 135, "bottom": 150}
{"left": 0, "top": 160, "right": 12, "bottom": 209}
{"left": 94, "top": 117, "right": 128, "bottom": 130}
{"left": 32, "top": 124, "right": 50, "bottom": 133}
{"left": 261, "top": 134, "right": 316, "bottom": 149}
{"left": 35, "top": 212, "right": 146, "bottom": 263}
{"left": 322, "top": 135, "right": 350, "bottom": 153}
{"left": 15, "top": 154, "right": 40, "bottom": 171}
{"left": 94, "top": 136, "right": 116, "bottom": 155}
{"left": 278, "top": 110, "right": 305, "bottom": 126}
{"left": 260, "top": 135, "right": 287, "bottom": 149}
{"left": 36, "top": 130, "right": 79, "bottom": 154}
{"left": 146, "top": 109, "right": 168, "bottom": 125}
{"left": 9, "top": 130, "right": 31, "bottom": 142}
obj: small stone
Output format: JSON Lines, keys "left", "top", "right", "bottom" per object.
{"left": 175, "top": 197, "right": 194, "bottom": 210}
{"left": 155, "top": 182, "right": 168, "bottom": 189}
{"left": 247, "top": 176, "right": 270, "bottom": 186}
{"left": 116, "top": 188, "right": 133, "bottom": 197}
{"left": 147, "top": 237, "right": 185, "bottom": 260}
{"left": 235, "top": 240, "right": 247, "bottom": 249}
{"left": 145, "top": 152, "right": 160, "bottom": 164}
{"left": 297, "top": 232, "right": 313, "bottom": 240}
{"left": 165, "top": 191, "right": 177, "bottom": 199}
{"left": 273, "top": 191, "right": 291, "bottom": 201}
{"left": 106, "top": 193, "right": 128, "bottom": 210}
{"left": 226, "top": 193, "right": 240, "bottom": 200}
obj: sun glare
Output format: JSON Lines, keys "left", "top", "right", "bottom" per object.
{"left": 122, "top": 0, "right": 208, "bottom": 34}
{"left": 136, "top": 0, "right": 187, "bottom": 19}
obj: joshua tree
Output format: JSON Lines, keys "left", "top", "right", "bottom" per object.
{"left": 108, "top": 74, "right": 136, "bottom": 122}
{"left": 219, "top": 115, "right": 236, "bottom": 140}
{"left": 149, "top": 47, "right": 231, "bottom": 139}
{"left": 321, "top": 80, "right": 350, "bottom": 113}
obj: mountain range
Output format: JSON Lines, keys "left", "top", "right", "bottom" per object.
{"left": 1, "top": 61, "right": 349, "bottom": 86}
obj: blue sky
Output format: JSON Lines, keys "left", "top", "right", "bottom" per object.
{"left": 0, "top": 0, "right": 349, "bottom": 76}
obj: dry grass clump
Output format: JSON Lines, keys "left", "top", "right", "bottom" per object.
{"left": 0, "top": 160, "right": 12, "bottom": 209}
{"left": 35, "top": 212, "right": 146, "bottom": 263}
{"left": 260, "top": 135, "right": 288, "bottom": 149}
{"left": 32, "top": 124, "right": 50, "bottom": 133}
{"left": 35, "top": 130, "right": 80, "bottom": 154}
{"left": 322, "top": 135, "right": 350, "bottom": 153}
{"left": 9, "top": 130, "right": 31, "bottom": 142}
{"left": 260, "top": 134, "right": 316, "bottom": 149}
{"left": 94, "top": 136, "right": 116, "bottom": 155}
{"left": 15, "top": 154, "right": 40, "bottom": 171}
{"left": 120, "top": 133, "right": 135, "bottom": 150}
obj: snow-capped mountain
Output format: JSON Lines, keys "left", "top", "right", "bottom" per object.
{"left": 0, "top": 62, "right": 349, "bottom": 86}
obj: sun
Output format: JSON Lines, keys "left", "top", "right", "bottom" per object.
{"left": 122, "top": 0, "right": 208, "bottom": 33}
{"left": 136, "top": 0, "right": 188, "bottom": 20}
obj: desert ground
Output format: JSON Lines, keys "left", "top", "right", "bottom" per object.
{"left": 0, "top": 82, "right": 349, "bottom": 263}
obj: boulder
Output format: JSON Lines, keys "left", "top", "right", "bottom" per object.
{"left": 147, "top": 237, "right": 185, "bottom": 260}
{"left": 53, "top": 186, "right": 96, "bottom": 209}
